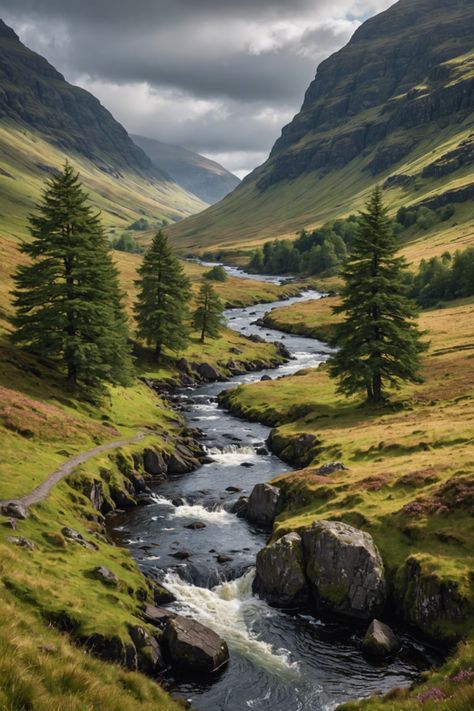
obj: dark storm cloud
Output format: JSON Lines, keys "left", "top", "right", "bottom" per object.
{"left": 0, "top": 0, "right": 395, "bottom": 175}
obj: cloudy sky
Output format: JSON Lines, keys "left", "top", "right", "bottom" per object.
{"left": 1, "top": 0, "right": 395, "bottom": 177}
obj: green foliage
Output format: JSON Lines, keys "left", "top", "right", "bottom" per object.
{"left": 204, "top": 264, "right": 228, "bottom": 281}
{"left": 11, "top": 163, "right": 133, "bottom": 395}
{"left": 134, "top": 231, "right": 191, "bottom": 361}
{"left": 407, "top": 246, "right": 474, "bottom": 307}
{"left": 111, "top": 232, "right": 144, "bottom": 254}
{"left": 126, "top": 217, "right": 150, "bottom": 231}
{"left": 329, "top": 187, "right": 428, "bottom": 403}
{"left": 192, "top": 280, "right": 225, "bottom": 342}
{"left": 396, "top": 204, "right": 455, "bottom": 232}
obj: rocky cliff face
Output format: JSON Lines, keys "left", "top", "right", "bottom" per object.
{"left": 169, "top": 0, "right": 474, "bottom": 250}
{"left": 132, "top": 135, "right": 240, "bottom": 204}
{"left": 255, "top": 0, "right": 474, "bottom": 190}
{"left": 0, "top": 20, "right": 161, "bottom": 176}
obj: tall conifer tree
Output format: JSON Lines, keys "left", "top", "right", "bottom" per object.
{"left": 193, "top": 280, "right": 225, "bottom": 342}
{"left": 134, "top": 231, "right": 190, "bottom": 361}
{"left": 329, "top": 187, "right": 427, "bottom": 403}
{"left": 11, "top": 163, "right": 133, "bottom": 394}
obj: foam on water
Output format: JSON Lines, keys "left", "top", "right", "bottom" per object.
{"left": 151, "top": 494, "right": 234, "bottom": 525}
{"left": 164, "top": 569, "right": 300, "bottom": 677}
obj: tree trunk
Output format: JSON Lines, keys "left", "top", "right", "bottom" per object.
{"left": 67, "top": 362, "right": 77, "bottom": 387}
{"left": 155, "top": 342, "right": 162, "bottom": 363}
{"left": 372, "top": 371, "right": 382, "bottom": 403}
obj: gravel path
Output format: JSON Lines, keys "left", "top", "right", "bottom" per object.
{"left": 0, "top": 432, "right": 147, "bottom": 508}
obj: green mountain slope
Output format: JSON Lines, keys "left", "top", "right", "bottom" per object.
{"left": 0, "top": 19, "right": 206, "bottom": 239}
{"left": 169, "top": 0, "right": 474, "bottom": 254}
{"left": 132, "top": 134, "right": 240, "bottom": 204}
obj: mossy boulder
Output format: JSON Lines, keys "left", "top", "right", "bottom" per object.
{"left": 301, "top": 520, "right": 386, "bottom": 620}
{"left": 246, "top": 483, "right": 280, "bottom": 527}
{"left": 253, "top": 532, "right": 309, "bottom": 608}
{"left": 395, "top": 555, "right": 469, "bottom": 643}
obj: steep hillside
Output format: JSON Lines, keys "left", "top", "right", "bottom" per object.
{"left": 132, "top": 134, "right": 240, "bottom": 204}
{"left": 169, "top": 0, "right": 474, "bottom": 254}
{"left": 0, "top": 19, "right": 206, "bottom": 239}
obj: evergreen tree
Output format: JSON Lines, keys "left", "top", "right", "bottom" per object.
{"left": 134, "top": 231, "right": 190, "bottom": 361}
{"left": 11, "top": 163, "right": 133, "bottom": 394}
{"left": 193, "top": 280, "right": 225, "bottom": 343}
{"left": 329, "top": 187, "right": 427, "bottom": 403}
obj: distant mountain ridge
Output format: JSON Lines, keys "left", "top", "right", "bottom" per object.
{"left": 132, "top": 134, "right": 240, "bottom": 204}
{"left": 169, "top": 0, "right": 474, "bottom": 251}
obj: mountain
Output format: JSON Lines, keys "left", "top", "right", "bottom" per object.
{"left": 0, "top": 19, "right": 206, "bottom": 240}
{"left": 132, "top": 134, "right": 240, "bottom": 204}
{"left": 169, "top": 0, "right": 474, "bottom": 253}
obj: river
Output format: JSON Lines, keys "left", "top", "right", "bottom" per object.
{"left": 114, "top": 267, "right": 435, "bottom": 711}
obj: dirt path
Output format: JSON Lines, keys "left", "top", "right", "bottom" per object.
{"left": 0, "top": 432, "right": 147, "bottom": 509}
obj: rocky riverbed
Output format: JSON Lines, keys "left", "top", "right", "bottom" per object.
{"left": 115, "top": 270, "right": 438, "bottom": 711}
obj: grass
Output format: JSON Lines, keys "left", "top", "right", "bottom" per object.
{"left": 220, "top": 297, "right": 474, "bottom": 709}
{"left": 261, "top": 295, "right": 343, "bottom": 343}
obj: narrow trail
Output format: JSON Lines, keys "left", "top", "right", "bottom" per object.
{"left": 0, "top": 432, "right": 147, "bottom": 508}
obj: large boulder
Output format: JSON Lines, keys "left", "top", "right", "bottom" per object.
{"left": 246, "top": 483, "right": 280, "bottom": 527}
{"left": 143, "top": 448, "right": 167, "bottom": 476}
{"left": 362, "top": 619, "right": 401, "bottom": 658}
{"left": 198, "top": 362, "right": 220, "bottom": 381}
{"left": 128, "top": 625, "right": 165, "bottom": 674}
{"left": 163, "top": 615, "right": 229, "bottom": 673}
{"left": 253, "top": 532, "right": 309, "bottom": 608}
{"left": 301, "top": 520, "right": 386, "bottom": 620}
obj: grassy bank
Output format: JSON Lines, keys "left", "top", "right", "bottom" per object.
{"left": 220, "top": 296, "right": 474, "bottom": 709}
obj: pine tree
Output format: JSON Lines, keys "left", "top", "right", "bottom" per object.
{"left": 11, "top": 163, "right": 133, "bottom": 394}
{"left": 134, "top": 231, "right": 190, "bottom": 361}
{"left": 329, "top": 187, "right": 427, "bottom": 403}
{"left": 193, "top": 280, "right": 225, "bottom": 343}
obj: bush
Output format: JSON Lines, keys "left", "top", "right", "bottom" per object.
{"left": 205, "top": 265, "right": 228, "bottom": 281}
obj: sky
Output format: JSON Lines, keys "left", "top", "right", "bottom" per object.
{"left": 0, "top": 0, "right": 395, "bottom": 178}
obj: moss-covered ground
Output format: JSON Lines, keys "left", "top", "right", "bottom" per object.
{"left": 220, "top": 296, "right": 474, "bottom": 710}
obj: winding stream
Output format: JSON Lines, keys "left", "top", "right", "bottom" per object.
{"left": 115, "top": 268, "right": 435, "bottom": 711}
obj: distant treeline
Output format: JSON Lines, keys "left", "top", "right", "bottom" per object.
{"left": 248, "top": 204, "right": 456, "bottom": 277}
{"left": 407, "top": 246, "right": 474, "bottom": 308}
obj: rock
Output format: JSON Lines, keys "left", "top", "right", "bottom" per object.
{"left": 177, "top": 358, "right": 190, "bottom": 373}
{"left": 147, "top": 578, "right": 176, "bottom": 605}
{"left": 225, "top": 486, "right": 242, "bottom": 493}
{"left": 110, "top": 484, "right": 136, "bottom": 510}
{"left": 143, "top": 448, "right": 167, "bottom": 476}
{"left": 273, "top": 341, "right": 291, "bottom": 359}
{"left": 128, "top": 625, "right": 165, "bottom": 674}
{"left": 198, "top": 362, "right": 220, "bottom": 381}
{"left": 93, "top": 566, "right": 119, "bottom": 586}
{"left": 61, "top": 527, "right": 98, "bottom": 550}
{"left": 362, "top": 619, "right": 401, "bottom": 658}
{"left": 172, "top": 497, "right": 186, "bottom": 507}
{"left": 261, "top": 374, "right": 272, "bottom": 381}
{"left": 318, "top": 462, "right": 348, "bottom": 476}
{"left": 0, "top": 501, "right": 28, "bottom": 520}
{"left": 240, "top": 462, "right": 254, "bottom": 468}
{"left": 163, "top": 615, "right": 229, "bottom": 673}
{"left": 254, "top": 533, "right": 309, "bottom": 608}
{"left": 129, "top": 471, "right": 148, "bottom": 492}
{"left": 230, "top": 347, "right": 242, "bottom": 354}
{"left": 185, "top": 521, "right": 206, "bottom": 530}
{"left": 216, "top": 554, "right": 233, "bottom": 564}
{"left": 246, "top": 483, "right": 280, "bottom": 527}
{"left": 301, "top": 520, "right": 386, "bottom": 620}
{"left": 256, "top": 447, "right": 269, "bottom": 456}
{"left": 171, "top": 550, "right": 191, "bottom": 560}
{"left": 167, "top": 445, "right": 200, "bottom": 475}
{"left": 6, "top": 536, "right": 35, "bottom": 550}
{"left": 395, "top": 555, "right": 468, "bottom": 642}
{"left": 231, "top": 496, "right": 248, "bottom": 517}
{"left": 142, "top": 603, "right": 177, "bottom": 627}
